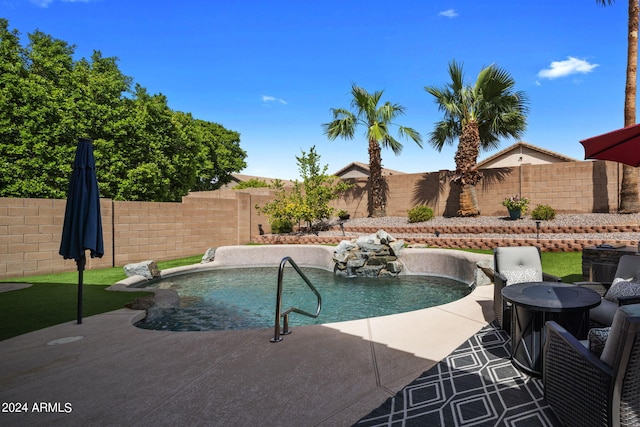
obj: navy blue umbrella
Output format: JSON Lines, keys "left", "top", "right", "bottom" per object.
{"left": 59, "top": 138, "right": 104, "bottom": 324}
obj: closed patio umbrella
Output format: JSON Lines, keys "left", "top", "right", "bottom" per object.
{"left": 59, "top": 138, "right": 104, "bottom": 324}
{"left": 579, "top": 123, "right": 640, "bottom": 167}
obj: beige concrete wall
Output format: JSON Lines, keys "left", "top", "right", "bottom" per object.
{"left": 340, "top": 160, "right": 626, "bottom": 217}
{"left": 1, "top": 191, "right": 261, "bottom": 279}
{"left": 0, "top": 198, "right": 114, "bottom": 279}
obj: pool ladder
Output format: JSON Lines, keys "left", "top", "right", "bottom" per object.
{"left": 271, "top": 256, "right": 322, "bottom": 342}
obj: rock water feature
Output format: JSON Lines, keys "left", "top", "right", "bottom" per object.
{"left": 333, "top": 230, "right": 405, "bottom": 277}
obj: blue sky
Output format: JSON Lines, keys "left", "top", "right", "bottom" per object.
{"left": 2, "top": 0, "right": 631, "bottom": 180}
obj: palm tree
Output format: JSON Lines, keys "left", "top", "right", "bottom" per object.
{"left": 425, "top": 61, "right": 529, "bottom": 216}
{"left": 322, "top": 84, "right": 422, "bottom": 217}
{"left": 597, "top": 0, "right": 640, "bottom": 213}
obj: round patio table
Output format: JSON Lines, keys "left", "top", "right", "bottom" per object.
{"left": 501, "top": 281, "right": 601, "bottom": 377}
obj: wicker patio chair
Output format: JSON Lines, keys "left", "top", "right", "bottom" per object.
{"left": 577, "top": 255, "right": 640, "bottom": 327}
{"left": 543, "top": 303, "right": 640, "bottom": 427}
{"left": 493, "top": 246, "right": 562, "bottom": 332}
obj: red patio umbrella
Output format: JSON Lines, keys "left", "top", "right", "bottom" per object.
{"left": 579, "top": 123, "right": 640, "bottom": 167}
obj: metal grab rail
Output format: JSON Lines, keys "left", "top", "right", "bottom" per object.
{"left": 271, "top": 256, "right": 322, "bottom": 342}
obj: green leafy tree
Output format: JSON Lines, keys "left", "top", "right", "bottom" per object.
{"left": 0, "top": 20, "right": 246, "bottom": 201}
{"left": 258, "top": 146, "right": 350, "bottom": 233}
{"left": 323, "top": 84, "right": 422, "bottom": 217}
{"left": 597, "top": 0, "right": 640, "bottom": 213}
{"left": 425, "top": 61, "right": 529, "bottom": 216}
{"left": 190, "top": 119, "right": 246, "bottom": 191}
{"left": 0, "top": 19, "right": 27, "bottom": 196}
{"left": 233, "top": 178, "right": 269, "bottom": 190}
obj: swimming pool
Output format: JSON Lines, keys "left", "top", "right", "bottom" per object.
{"left": 134, "top": 267, "right": 471, "bottom": 331}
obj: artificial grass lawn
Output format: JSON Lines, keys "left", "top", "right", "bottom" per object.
{"left": 0, "top": 255, "right": 202, "bottom": 341}
{"left": 462, "top": 249, "right": 583, "bottom": 283}
{"left": 0, "top": 252, "right": 582, "bottom": 342}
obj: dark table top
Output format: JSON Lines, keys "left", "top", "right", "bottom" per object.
{"left": 501, "top": 282, "right": 601, "bottom": 313}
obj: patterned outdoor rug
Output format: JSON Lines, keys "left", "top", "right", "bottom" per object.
{"left": 355, "top": 322, "right": 561, "bottom": 426}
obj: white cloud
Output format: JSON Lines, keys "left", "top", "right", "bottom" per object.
{"left": 439, "top": 9, "right": 458, "bottom": 18}
{"left": 538, "top": 57, "right": 599, "bottom": 79}
{"left": 30, "top": 0, "right": 53, "bottom": 7}
{"left": 261, "top": 95, "right": 287, "bottom": 105}
{"left": 31, "top": 0, "right": 95, "bottom": 7}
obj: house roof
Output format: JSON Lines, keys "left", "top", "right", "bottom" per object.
{"left": 477, "top": 142, "right": 579, "bottom": 169}
{"left": 333, "top": 161, "right": 406, "bottom": 177}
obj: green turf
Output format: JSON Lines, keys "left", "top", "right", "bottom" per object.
{"left": 0, "top": 284, "right": 152, "bottom": 341}
{"left": 0, "top": 255, "right": 202, "bottom": 341}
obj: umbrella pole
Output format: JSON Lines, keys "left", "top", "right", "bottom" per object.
{"left": 77, "top": 253, "right": 86, "bottom": 324}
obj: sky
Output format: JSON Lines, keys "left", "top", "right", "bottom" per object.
{"left": 1, "top": 0, "right": 633, "bottom": 180}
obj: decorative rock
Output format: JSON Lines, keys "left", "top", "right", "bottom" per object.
{"left": 358, "top": 265, "right": 385, "bottom": 277}
{"left": 475, "top": 259, "right": 494, "bottom": 287}
{"left": 332, "top": 229, "right": 405, "bottom": 278}
{"left": 125, "top": 296, "right": 155, "bottom": 310}
{"left": 123, "top": 260, "right": 160, "bottom": 280}
{"left": 201, "top": 248, "right": 216, "bottom": 263}
{"left": 376, "top": 229, "right": 395, "bottom": 244}
{"left": 386, "top": 261, "right": 404, "bottom": 273}
{"left": 389, "top": 240, "right": 405, "bottom": 256}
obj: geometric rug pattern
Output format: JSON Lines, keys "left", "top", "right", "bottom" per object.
{"left": 355, "top": 322, "right": 561, "bottom": 426}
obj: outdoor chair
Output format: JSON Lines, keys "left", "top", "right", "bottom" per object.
{"left": 577, "top": 255, "right": 640, "bottom": 327}
{"left": 493, "top": 246, "right": 562, "bottom": 332}
{"left": 543, "top": 303, "right": 640, "bottom": 427}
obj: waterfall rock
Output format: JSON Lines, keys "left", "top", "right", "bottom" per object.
{"left": 333, "top": 229, "right": 405, "bottom": 278}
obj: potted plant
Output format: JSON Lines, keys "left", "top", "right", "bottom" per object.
{"left": 337, "top": 209, "right": 350, "bottom": 220}
{"left": 501, "top": 195, "right": 529, "bottom": 219}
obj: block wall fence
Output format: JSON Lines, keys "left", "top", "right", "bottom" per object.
{"left": 0, "top": 160, "right": 631, "bottom": 279}
{"left": 331, "top": 160, "right": 623, "bottom": 218}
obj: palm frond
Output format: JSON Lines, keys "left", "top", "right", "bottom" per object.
{"left": 428, "top": 119, "right": 459, "bottom": 151}
{"left": 398, "top": 126, "right": 423, "bottom": 148}
{"left": 322, "top": 109, "right": 356, "bottom": 140}
{"left": 382, "top": 134, "right": 404, "bottom": 154}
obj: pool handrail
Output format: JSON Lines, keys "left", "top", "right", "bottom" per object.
{"left": 271, "top": 256, "right": 322, "bottom": 342}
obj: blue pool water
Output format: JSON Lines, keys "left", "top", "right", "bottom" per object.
{"left": 134, "top": 267, "right": 471, "bottom": 331}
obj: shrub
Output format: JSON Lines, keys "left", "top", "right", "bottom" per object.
{"left": 408, "top": 205, "right": 434, "bottom": 223}
{"left": 233, "top": 178, "right": 269, "bottom": 190}
{"left": 531, "top": 204, "right": 556, "bottom": 220}
{"left": 270, "top": 218, "right": 293, "bottom": 234}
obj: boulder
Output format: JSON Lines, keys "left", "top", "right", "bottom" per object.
{"left": 123, "top": 260, "right": 160, "bottom": 280}
{"left": 332, "top": 229, "right": 404, "bottom": 278}
{"left": 201, "top": 248, "right": 216, "bottom": 263}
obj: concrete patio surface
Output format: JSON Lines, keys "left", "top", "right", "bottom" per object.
{"left": 0, "top": 283, "right": 495, "bottom": 426}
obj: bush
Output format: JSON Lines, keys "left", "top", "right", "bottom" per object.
{"left": 531, "top": 204, "right": 556, "bottom": 220}
{"left": 270, "top": 218, "right": 293, "bottom": 234}
{"left": 408, "top": 205, "right": 434, "bottom": 223}
{"left": 233, "top": 178, "right": 269, "bottom": 190}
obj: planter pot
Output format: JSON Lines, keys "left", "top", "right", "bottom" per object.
{"left": 339, "top": 214, "right": 350, "bottom": 220}
{"left": 507, "top": 208, "right": 521, "bottom": 220}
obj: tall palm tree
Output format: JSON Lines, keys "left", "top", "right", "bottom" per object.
{"left": 322, "top": 84, "right": 422, "bottom": 217}
{"left": 597, "top": 0, "right": 640, "bottom": 213}
{"left": 425, "top": 61, "right": 529, "bottom": 216}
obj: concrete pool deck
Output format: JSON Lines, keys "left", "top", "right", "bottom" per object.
{"left": 0, "top": 246, "right": 495, "bottom": 426}
{"left": 0, "top": 286, "right": 495, "bottom": 426}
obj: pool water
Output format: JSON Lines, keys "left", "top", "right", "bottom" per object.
{"left": 134, "top": 267, "right": 471, "bottom": 331}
